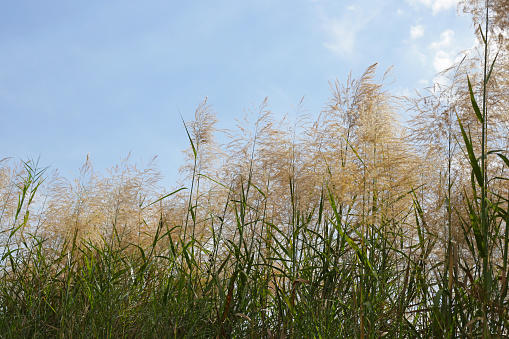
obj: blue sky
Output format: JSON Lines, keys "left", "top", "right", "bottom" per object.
{"left": 0, "top": 0, "right": 475, "bottom": 189}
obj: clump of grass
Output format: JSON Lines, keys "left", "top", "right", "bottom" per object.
{"left": 0, "top": 73, "right": 443, "bottom": 338}
{"left": 1, "top": 1, "right": 509, "bottom": 337}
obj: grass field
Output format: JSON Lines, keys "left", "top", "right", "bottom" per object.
{"left": 1, "top": 2, "right": 509, "bottom": 338}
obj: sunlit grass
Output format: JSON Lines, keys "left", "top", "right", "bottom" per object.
{"left": 1, "top": 3, "right": 509, "bottom": 337}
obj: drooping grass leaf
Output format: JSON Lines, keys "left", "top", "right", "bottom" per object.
{"left": 467, "top": 76, "right": 483, "bottom": 124}
{"left": 457, "top": 114, "right": 483, "bottom": 188}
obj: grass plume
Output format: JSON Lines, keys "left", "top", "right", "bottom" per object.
{"left": 2, "top": 2, "right": 509, "bottom": 336}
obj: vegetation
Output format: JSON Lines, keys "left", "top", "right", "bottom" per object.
{"left": 1, "top": 0, "right": 509, "bottom": 337}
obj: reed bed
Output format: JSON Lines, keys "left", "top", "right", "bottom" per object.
{"left": 1, "top": 1, "right": 509, "bottom": 338}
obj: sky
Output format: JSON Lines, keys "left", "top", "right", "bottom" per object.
{"left": 0, "top": 0, "right": 476, "bottom": 189}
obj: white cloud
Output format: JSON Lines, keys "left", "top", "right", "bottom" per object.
{"left": 410, "top": 25, "right": 425, "bottom": 39}
{"left": 323, "top": 19, "right": 357, "bottom": 56}
{"left": 428, "top": 30, "right": 456, "bottom": 72}
{"left": 347, "top": 5, "right": 355, "bottom": 10}
{"left": 433, "top": 50, "right": 454, "bottom": 72}
{"left": 430, "top": 0, "right": 459, "bottom": 14}
{"left": 430, "top": 29, "right": 454, "bottom": 48}
{"left": 321, "top": 6, "right": 374, "bottom": 58}
{"left": 408, "top": 0, "right": 459, "bottom": 15}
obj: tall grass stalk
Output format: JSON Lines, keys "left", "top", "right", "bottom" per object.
{"left": 3, "top": 4, "right": 509, "bottom": 333}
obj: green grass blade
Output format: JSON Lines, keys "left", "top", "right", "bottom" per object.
{"left": 143, "top": 187, "right": 187, "bottom": 209}
{"left": 467, "top": 76, "right": 483, "bottom": 124}
{"left": 486, "top": 51, "right": 499, "bottom": 85}
{"left": 181, "top": 116, "right": 197, "bottom": 159}
{"left": 457, "top": 114, "right": 483, "bottom": 188}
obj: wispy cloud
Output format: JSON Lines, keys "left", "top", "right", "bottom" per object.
{"left": 433, "top": 50, "right": 454, "bottom": 72}
{"left": 407, "top": 0, "right": 459, "bottom": 15}
{"left": 322, "top": 19, "right": 357, "bottom": 57}
{"left": 321, "top": 5, "right": 373, "bottom": 58}
{"left": 430, "top": 29, "right": 455, "bottom": 72}
{"left": 410, "top": 25, "right": 425, "bottom": 39}
{"left": 430, "top": 29, "right": 454, "bottom": 48}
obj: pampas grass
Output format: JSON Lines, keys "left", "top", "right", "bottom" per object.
{"left": 1, "top": 2, "right": 509, "bottom": 337}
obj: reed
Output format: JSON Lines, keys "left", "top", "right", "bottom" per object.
{"left": 1, "top": 1, "right": 509, "bottom": 337}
